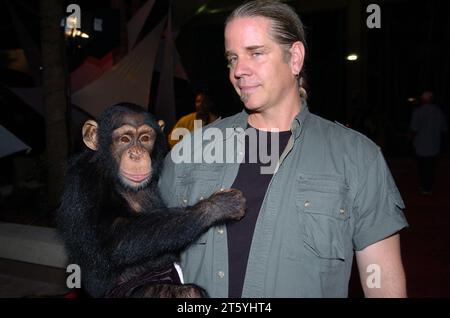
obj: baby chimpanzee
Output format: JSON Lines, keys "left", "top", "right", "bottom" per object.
{"left": 57, "top": 103, "right": 246, "bottom": 297}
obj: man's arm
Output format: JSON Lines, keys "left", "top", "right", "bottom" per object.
{"left": 356, "top": 234, "right": 407, "bottom": 298}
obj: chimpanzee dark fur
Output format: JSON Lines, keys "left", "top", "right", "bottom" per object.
{"left": 56, "top": 103, "right": 245, "bottom": 298}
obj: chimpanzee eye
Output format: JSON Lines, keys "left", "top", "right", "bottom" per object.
{"left": 120, "top": 135, "right": 131, "bottom": 143}
{"left": 140, "top": 135, "right": 150, "bottom": 143}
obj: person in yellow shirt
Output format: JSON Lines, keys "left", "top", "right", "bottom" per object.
{"left": 168, "top": 92, "right": 218, "bottom": 147}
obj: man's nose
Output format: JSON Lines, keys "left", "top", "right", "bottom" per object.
{"left": 233, "top": 58, "right": 251, "bottom": 78}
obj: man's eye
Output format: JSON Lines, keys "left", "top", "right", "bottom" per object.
{"left": 120, "top": 136, "right": 131, "bottom": 143}
{"left": 227, "top": 56, "right": 237, "bottom": 68}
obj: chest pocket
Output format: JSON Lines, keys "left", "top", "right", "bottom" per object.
{"left": 175, "top": 167, "right": 223, "bottom": 207}
{"left": 295, "top": 173, "right": 351, "bottom": 264}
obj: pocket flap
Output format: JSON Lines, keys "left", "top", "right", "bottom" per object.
{"left": 297, "top": 193, "right": 350, "bottom": 220}
{"left": 296, "top": 173, "right": 350, "bottom": 220}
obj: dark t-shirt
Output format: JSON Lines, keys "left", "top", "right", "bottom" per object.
{"left": 227, "top": 126, "right": 291, "bottom": 298}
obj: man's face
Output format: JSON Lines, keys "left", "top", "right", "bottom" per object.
{"left": 225, "top": 16, "right": 300, "bottom": 113}
{"left": 195, "top": 93, "right": 204, "bottom": 112}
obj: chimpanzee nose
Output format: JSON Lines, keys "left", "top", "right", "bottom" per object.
{"left": 128, "top": 148, "right": 142, "bottom": 161}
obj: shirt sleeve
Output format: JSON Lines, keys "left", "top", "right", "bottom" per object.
{"left": 352, "top": 150, "right": 409, "bottom": 251}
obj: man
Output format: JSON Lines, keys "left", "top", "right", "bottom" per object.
{"left": 168, "top": 92, "right": 218, "bottom": 148}
{"left": 159, "top": 0, "right": 408, "bottom": 297}
{"left": 410, "top": 91, "right": 447, "bottom": 195}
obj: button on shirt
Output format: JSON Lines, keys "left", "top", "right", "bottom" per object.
{"left": 158, "top": 105, "right": 408, "bottom": 298}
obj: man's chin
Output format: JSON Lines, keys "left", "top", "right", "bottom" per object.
{"left": 243, "top": 101, "right": 263, "bottom": 112}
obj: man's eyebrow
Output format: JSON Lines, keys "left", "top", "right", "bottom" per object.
{"left": 225, "top": 45, "right": 266, "bottom": 58}
{"left": 246, "top": 45, "right": 265, "bottom": 51}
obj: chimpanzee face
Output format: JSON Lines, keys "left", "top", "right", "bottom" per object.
{"left": 111, "top": 113, "right": 156, "bottom": 191}
{"left": 82, "top": 110, "right": 159, "bottom": 192}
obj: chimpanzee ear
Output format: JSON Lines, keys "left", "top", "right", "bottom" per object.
{"left": 157, "top": 119, "right": 165, "bottom": 132}
{"left": 82, "top": 120, "right": 99, "bottom": 151}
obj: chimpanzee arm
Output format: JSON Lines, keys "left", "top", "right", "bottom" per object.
{"left": 56, "top": 152, "right": 105, "bottom": 267}
{"left": 105, "top": 189, "right": 245, "bottom": 268}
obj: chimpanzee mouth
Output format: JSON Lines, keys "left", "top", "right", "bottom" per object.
{"left": 120, "top": 171, "right": 151, "bottom": 184}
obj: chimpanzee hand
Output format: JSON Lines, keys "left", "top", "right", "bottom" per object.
{"left": 209, "top": 189, "right": 246, "bottom": 220}
{"left": 191, "top": 189, "right": 246, "bottom": 225}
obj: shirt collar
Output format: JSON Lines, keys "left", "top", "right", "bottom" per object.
{"left": 232, "top": 99, "right": 310, "bottom": 139}
{"left": 291, "top": 100, "right": 310, "bottom": 139}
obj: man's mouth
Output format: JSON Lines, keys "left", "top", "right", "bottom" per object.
{"left": 239, "top": 85, "right": 259, "bottom": 94}
{"left": 239, "top": 85, "right": 260, "bottom": 102}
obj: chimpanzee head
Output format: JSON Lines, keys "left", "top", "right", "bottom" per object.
{"left": 81, "top": 103, "right": 167, "bottom": 191}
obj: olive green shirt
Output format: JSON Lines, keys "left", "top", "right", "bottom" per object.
{"left": 158, "top": 106, "right": 408, "bottom": 297}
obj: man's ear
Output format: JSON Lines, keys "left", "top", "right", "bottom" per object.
{"left": 158, "top": 119, "right": 165, "bottom": 132}
{"left": 82, "top": 120, "right": 98, "bottom": 151}
{"left": 290, "top": 41, "right": 305, "bottom": 76}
